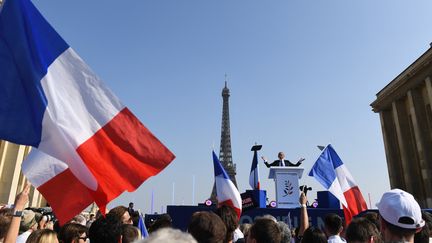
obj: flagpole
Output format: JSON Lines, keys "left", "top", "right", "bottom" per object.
{"left": 172, "top": 182, "right": 175, "bottom": 205}
{"left": 192, "top": 175, "right": 196, "bottom": 205}
{"left": 368, "top": 193, "right": 372, "bottom": 208}
{"left": 151, "top": 190, "right": 154, "bottom": 214}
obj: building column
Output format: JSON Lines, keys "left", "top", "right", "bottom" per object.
{"left": 379, "top": 110, "right": 405, "bottom": 189}
{"left": 407, "top": 89, "right": 432, "bottom": 207}
{"left": 425, "top": 77, "right": 432, "bottom": 105}
{"left": 7, "top": 144, "right": 28, "bottom": 204}
{"left": 0, "top": 142, "right": 14, "bottom": 204}
{"left": 0, "top": 141, "right": 6, "bottom": 185}
{"left": 391, "top": 99, "right": 426, "bottom": 205}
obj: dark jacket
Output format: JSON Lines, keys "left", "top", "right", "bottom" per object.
{"left": 264, "top": 159, "right": 301, "bottom": 168}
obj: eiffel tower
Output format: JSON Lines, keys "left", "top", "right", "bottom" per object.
{"left": 210, "top": 81, "right": 238, "bottom": 202}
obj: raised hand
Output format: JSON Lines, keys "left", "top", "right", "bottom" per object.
{"left": 299, "top": 192, "right": 307, "bottom": 205}
{"left": 14, "top": 182, "right": 30, "bottom": 210}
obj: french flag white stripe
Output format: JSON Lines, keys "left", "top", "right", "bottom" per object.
{"left": 328, "top": 179, "right": 347, "bottom": 207}
{"left": 38, "top": 48, "right": 125, "bottom": 190}
{"left": 22, "top": 149, "right": 68, "bottom": 188}
{"left": 335, "top": 164, "right": 358, "bottom": 192}
{"left": 215, "top": 176, "right": 242, "bottom": 208}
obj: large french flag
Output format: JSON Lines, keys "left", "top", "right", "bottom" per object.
{"left": 212, "top": 151, "right": 242, "bottom": 218}
{"left": 308, "top": 144, "right": 367, "bottom": 224}
{"left": 248, "top": 150, "right": 260, "bottom": 190}
{"left": 0, "top": 0, "right": 175, "bottom": 223}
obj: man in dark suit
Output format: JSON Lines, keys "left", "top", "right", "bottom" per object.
{"left": 261, "top": 152, "right": 304, "bottom": 167}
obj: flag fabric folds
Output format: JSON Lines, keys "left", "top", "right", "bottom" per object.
{"left": 248, "top": 150, "right": 260, "bottom": 190}
{"left": 212, "top": 151, "right": 242, "bottom": 218}
{"left": 0, "top": 0, "right": 175, "bottom": 223}
{"left": 22, "top": 149, "right": 95, "bottom": 224}
{"left": 137, "top": 213, "right": 149, "bottom": 238}
{"left": 308, "top": 144, "right": 367, "bottom": 224}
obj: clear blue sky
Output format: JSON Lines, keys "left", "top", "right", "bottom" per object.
{"left": 31, "top": 0, "right": 432, "bottom": 213}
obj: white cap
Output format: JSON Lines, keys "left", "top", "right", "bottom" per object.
{"left": 376, "top": 189, "right": 425, "bottom": 229}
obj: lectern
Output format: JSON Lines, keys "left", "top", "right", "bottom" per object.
{"left": 268, "top": 167, "right": 304, "bottom": 208}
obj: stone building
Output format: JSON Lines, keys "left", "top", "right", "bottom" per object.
{"left": 0, "top": 141, "right": 46, "bottom": 207}
{"left": 371, "top": 46, "right": 432, "bottom": 208}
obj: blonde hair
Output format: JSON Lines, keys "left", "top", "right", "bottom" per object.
{"left": 26, "top": 229, "right": 58, "bottom": 243}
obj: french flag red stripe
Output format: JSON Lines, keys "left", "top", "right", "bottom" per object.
{"left": 342, "top": 186, "right": 368, "bottom": 223}
{"left": 37, "top": 168, "right": 94, "bottom": 225}
{"left": 77, "top": 108, "right": 175, "bottom": 208}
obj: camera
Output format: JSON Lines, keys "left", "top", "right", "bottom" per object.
{"left": 299, "top": 185, "right": 312, "bottom": 195}
{"left": 26, "top": 207, "right": 57, "bottom": 223}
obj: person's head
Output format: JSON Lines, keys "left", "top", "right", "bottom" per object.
{"left": 148, "top": 213, "right": 172, "bottom": 233}
{"left": 128, "top": 202, "right": 134, "bottom": 209}
{"left": 301, "top": 226, "right": 326, "bottom": 243}
{"left": 345, "top": 217, "right": 381, "bottom": 243}
{"left": 215, "top": 205, "right": 239, "bottom": 243}
{"left": 361, "top": 212, "right": 380, "bottom": 231}
{"left": 324, "top": 213, "right": 343, "bottom": 237}
{"left": 239, "top": 223, "right": 251, "bottom": 239}
{"left": 0, "top": 208, "right": 13, "bottom": 240}
{"left": 247, "top": 217, "right": 281, "bottom": 243}
{"left": 376, "top": 189, "right": 425, "bottom": 242}
{"left": 261, "top": 214, "right": 277, "bottom": 222}
{"left": 277, "top": 221, "right": 291, "bottom": 243}
{"left": 188, "top": 211, "right": 226, "bottom": 243}
{"left": 89, "top": 214, "right": 95, "bottom": 221}
{"left": 58, "top": 223, "right": 88, "bottom": 243}
{"left": 0, "top": 208, "right": 12, "bottom": 240}
{"left": 139, "top": 228, "right": 197, "bottom": 243}
{"left": 108, "top": 206, "right": 133, "bottom": 225}
{"left": 121, "top": 224, "right": 140, "bottom": 243}
{"left": 26, "top": 229, "right": 59, "bottom": 243}
{"left": 129, "top": 211, "right": 140, "bottom": 227}
{"left": 414, "top": 211, "right": 432, "bottom": 243}
{"left": 414, "top": 223, "right": 430, "bottom": 243}
{"left": 422, "top": 211, "right": 432, "bottom": 237}
{"left": 89, "top": 214, "right": 123, "bottom": 243}
{"left": 20, "top": 209, "right": 38, "bottom": 234}
{"left": 70, "top": 214, "right": 87, "bottom": 226}
{"left": 278, "top": 152, "right": 285, "bottom": 160}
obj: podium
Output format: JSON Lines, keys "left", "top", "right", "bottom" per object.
{"left": 268, "top": 167, "right": 304, "bottom": 208}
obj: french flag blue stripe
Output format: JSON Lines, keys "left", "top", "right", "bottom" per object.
{"left": 308, "top": 145, "right": 343, "bottom": 189}
{"left": 0, "top": 0, "right": 69, "bottom": 146}
{"left": 213, "top": 151, "right": 229, "bottom": 179}
{"left": 327, "top": 145, "right": 344, "bottom": 169}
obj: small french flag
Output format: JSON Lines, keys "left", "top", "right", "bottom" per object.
{"left": 212, "top": 151, "right": 242, "bottom": 218}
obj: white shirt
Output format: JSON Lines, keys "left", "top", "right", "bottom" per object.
{"left": 16, "top": 231, "right": 32, "bottom": 243}
{"left": 233, "top": 228, "right": 244, "bottom": 242}
{"left": 328, "top": 235, "right": 346, "bottom": 243}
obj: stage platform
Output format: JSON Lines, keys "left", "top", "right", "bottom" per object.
{"left": 165, "top": 205, "right": 343, "bottom": 231}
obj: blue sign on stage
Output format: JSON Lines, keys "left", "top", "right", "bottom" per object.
{"left": 166, "top": 205, "right": 343, "bottom": 231}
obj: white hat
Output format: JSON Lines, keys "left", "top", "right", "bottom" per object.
{"left": 376, "top": 189, "right": 425, "bottom": 229}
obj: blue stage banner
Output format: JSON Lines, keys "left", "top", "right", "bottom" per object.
{"left": 166, "top": 205, "right": 343, "bottom": 231}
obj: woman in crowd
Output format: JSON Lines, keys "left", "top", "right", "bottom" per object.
{"left": 58, "top": 223, "right": 88, "bottom": 243}
{"left": 26, "top": 229, "right": 58, "bottom": 243}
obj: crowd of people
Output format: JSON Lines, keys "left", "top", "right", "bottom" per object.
{"left": 0, "top": 183, "right": 431, "bottom": 243}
